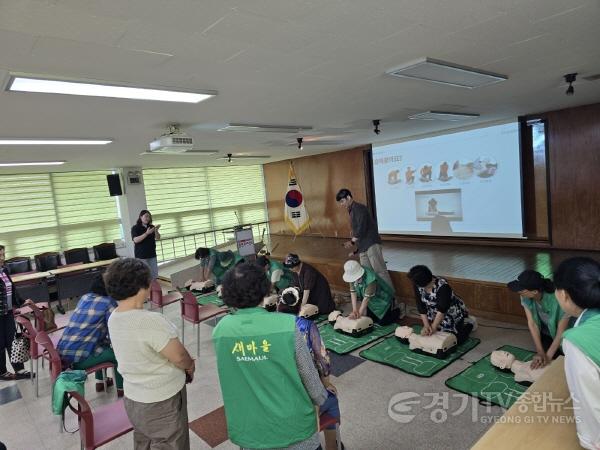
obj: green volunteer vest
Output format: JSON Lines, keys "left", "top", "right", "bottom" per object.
{"left": 212, "top": 308, "right": 317, "bottom": 448}
{"left": 269, "top": 260, "right": 294, "bottom": 291}
{"left": 211, "top": 249, "right": 243, "bottom": 284}
{"left": 521, "top": 291, "right": 566, "bottom": 339}
{"left": 354, "top": 266, "right": 394, "bottom": 320}
{"left": 563, "top": 308, "right": 600, "bottom": 367}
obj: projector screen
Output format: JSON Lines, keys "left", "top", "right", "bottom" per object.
{"left": 372, "top": 122, "right": 524, "bottom": 238}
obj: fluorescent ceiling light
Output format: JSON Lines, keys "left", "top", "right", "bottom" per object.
{"left": 0, "top": 139, "right": 112, "bottom": 145}
{"left": 140, "top": 150, "right": 219, "bottom": 156}
{"left": 0, "top": 161, "right": 65, "bottom": 167}
{"left": 408, "top": 111, "right": 480, "bottom": 121}
{"left": 387, "top": 57, "right": 507, "bottom": 88}
{"left": 7, "top": 75, "right": 217, "bottom": 103}
{"left": 217, "top": 155, "right": 271, "bottom": 159}
{"left": 218, "top": 124, "right": 313, "bottom": 133}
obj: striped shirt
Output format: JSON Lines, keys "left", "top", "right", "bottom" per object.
{"left": 57, "top": 293, "right": 117, "bottom": 364}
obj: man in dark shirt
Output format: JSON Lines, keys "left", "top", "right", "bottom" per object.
{"left": 283, "top": 254, "right": 335, "bottom": 315}
{"left": 335, "top": 188, "right": 395, "bottom": 292}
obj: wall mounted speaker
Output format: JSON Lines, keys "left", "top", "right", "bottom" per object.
{"left": 106, "top": 174, "right": 123, "bottom": 196}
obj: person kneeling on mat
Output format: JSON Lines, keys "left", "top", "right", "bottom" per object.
{"left": 213, "top": 262, "right": 328, "bottom": 450}
{"left": 194, "top": 247, "right": 243, "bottom": 285}
{"left": 278, "top": 287, "right": 342, "bottom": 450}
{"left": 408, "top": 265, "right": 475, "bottom": 344}
{"left": 256, "top": 255, "right": 294, "bottom": 293}
{"left": 343, "top": 260, "right": 399, "bottom": 326}
{"left": 507, "top": 270, "right": 571, "bottom": 369}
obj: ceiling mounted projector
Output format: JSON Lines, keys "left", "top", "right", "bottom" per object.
{"left": 149, "top": 124, "right": 194, "bottom": 153}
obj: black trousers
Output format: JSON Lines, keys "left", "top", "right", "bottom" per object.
{"left": 0, "top": 313, "right": 24, "bottom": 374}
{"left": 368, "top": 306, "right": 400, "bottom": 326}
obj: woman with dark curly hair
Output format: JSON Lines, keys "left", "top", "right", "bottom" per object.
{"left": 106, "top": 258, "right": 194, "bottom": 450}
{"left": 554, "top": 257, "right": 600, "bottom": 449}
{"left": 213, "top": 262, "right": 328, "bottom": 450}
{"left": 408, "top": 264, "right": 475, "bottom": 344}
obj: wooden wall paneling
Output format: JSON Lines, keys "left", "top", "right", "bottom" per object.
{"left": 263, "top": 145, "right": 371, "bottom": 238}
{"left": 545, "top": 103, "right": 600, "bottom": 250}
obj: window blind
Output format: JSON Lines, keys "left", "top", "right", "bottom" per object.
{"left": 143, "top": 165, "right": 267, "bottom": 261}
{"left": 0, "top": 171, "right": 121, "bottom": 259}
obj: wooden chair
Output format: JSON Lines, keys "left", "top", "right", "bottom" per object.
{"left": 180, "top": 291, "right": 226, "bottom": 357}
{"left": 66, "top": 391, "right": 133, "bottom": 450}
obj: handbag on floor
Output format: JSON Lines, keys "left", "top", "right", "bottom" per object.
{"left": 10, "top": 326, "right": 31, "bottom": 364}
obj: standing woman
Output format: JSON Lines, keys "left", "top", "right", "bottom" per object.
{"left": 0, "top": 245, "right": 33, "bottom": 381}
{"left": 554, "top": 257, "right": 600, "bottom": 450}
{"left": 131, "top": 210, "right": 161, "bottom": 280}
{"left": 507, "top": 270, "right": 571, "bottom": 369}
{"left": 106, "top": 258, "right": 194, "bottom": 449}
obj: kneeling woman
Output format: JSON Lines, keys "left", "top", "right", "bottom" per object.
{"left": 343, "top": 260, "right": 398, "bottom": 325}
{"left": 554, "top": 257, "right": 600, "bottom": 450}
{"left": 408, "top": 265, "right": 474, "bottom": 344}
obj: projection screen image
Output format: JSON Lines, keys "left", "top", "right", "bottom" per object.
{"left": 372, "top": 122, "right": 524, "bottom": 238}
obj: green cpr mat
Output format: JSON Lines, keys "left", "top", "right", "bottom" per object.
{"left": 444, "top": 345, "right": 535, "bottom": 408}
{"left": 195, "top": 292, "right": 225, "bottom": 307}
{"left": 313, "top": 314, "right": 330, "bottom": 325}
{"left": 359, "top": 325, "right": 480, "bottom": 377}
{"left": 317, "top": 321, "right": 397, "bottom": 355}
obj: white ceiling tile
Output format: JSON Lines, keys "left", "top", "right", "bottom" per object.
{"left": 24, "top": 37, "right": 173, "bottom": 81}
{"left": 0, "top": 0, "right": 130, "bottom": 46}
{"left": 0, "top": 29, "right": 38, "bottom": 66}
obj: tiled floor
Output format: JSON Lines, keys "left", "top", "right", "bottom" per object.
{"left": 0, "top": 302, "right": 536, "bottom": 450}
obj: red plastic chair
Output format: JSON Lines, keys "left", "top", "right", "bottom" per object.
{"left": 180, "top": 291, "right": 226, "bottom": 357}
{"left": 149, "top": 280, "right": 182, "bottom": 313}
{"left": 66, "top": 391, "right": 133, "bottom": 450}
{"left": 34, "top": 331, "right": 115, "bottom": 397}
{"left": 320, "top": 413, "right": 342, "bottom": 450}
{"left": 14, "top": 315, "right": 63, "bottom": 397}
{"left": 25, "top": 301, "right": 72, "bottom": 332}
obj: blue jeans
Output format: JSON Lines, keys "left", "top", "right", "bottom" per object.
{"left": 141, "top": 257, "right": 159, "bottom": 280}
{"left": 320, "top": 391, "right": 341, "bottom": 429}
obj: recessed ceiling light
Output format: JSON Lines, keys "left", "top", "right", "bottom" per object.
{"left": 0, "top": 161, "right": 66, "bottom": 167}
{"left": 408, "top": 111, "right": 480, "bottom": 121}
{"left": 387, "top": 57, "right": 507, "bottom": 88}
{"left": 218, "top": 124, "right": 313, "bottom": 133}
{"left": 0, "top": 139, "right": 112, "bottom": 145}
{"left": 6, "top": 74, "right": 217, "bottom": 103}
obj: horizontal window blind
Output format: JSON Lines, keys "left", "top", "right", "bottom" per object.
{"left": 0, "top": 171, "right": 121, "bottom": 259}
{"left": 143, "top": 165, "right": 268, "bottom": 262}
